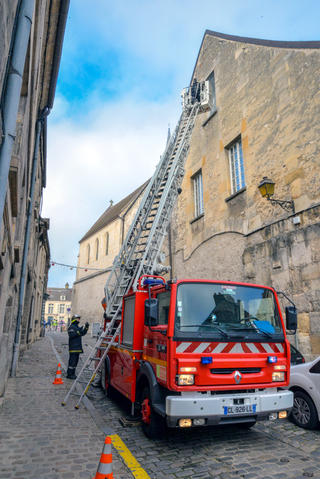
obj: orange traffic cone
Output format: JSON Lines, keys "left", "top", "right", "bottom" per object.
{"left": 92, "top": 436, "right": 114, "bottom": 479}
{"left": 52, "top": 363, "right": 64, "bottom": 385}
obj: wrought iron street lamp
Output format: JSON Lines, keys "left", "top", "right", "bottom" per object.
{"left": 258, "top": 177, "right": 295, "bottom": 213}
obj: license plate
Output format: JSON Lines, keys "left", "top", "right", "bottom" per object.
{"left": 223, "top": 404, "right": 256, "bottom": 415}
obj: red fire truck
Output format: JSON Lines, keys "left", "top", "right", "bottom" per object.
{"left": 101, "top": 275, "right": 296, "bottom": 438}
{"left": 62, "top": 81, "right": 296, "bottom": 435}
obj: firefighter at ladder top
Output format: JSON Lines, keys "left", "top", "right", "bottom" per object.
{"left": 67, "top": 315, "right": 89, "bottom": 379}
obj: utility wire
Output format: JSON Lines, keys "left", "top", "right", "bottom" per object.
{"left": 50, "top": 261, "right": 105, "bottom": 272}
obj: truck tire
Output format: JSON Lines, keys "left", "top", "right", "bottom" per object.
{"left": 290, "top": 390, "right": 319, "bottom": 430}
{"left": 141, "top": 386, "right": 165, "bottom": 439}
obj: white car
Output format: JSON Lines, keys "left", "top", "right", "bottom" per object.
{"left": 289, "top": 357, "right": 320, "bottom": 429}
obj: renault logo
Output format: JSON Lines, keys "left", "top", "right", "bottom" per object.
{"left": 234, "top": 370, "right": 242, "bottom": 384}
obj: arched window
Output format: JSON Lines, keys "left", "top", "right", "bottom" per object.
{"left": 87, "top": 244, "right": 90, "bottom": 264}
{"left": 95, "top": 238, "right": 99, "bottom": 260}
{"left": 105, "top": 232, "right": 109, "bottom": 255}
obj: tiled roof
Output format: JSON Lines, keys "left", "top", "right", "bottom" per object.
{"left": 79, "top": 180, "right": 149, "bottom": 243}
{"left": 204, "top": 30, "right": 320, "bottom": 49}
{"left": 190, "top": 30, "right": 320, "bottom": 84}
{"left": 47, "top": 287, "right": 72, "bottom": 301}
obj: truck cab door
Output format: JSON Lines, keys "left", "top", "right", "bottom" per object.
{"left": 144, "top": 291, "right": 170, "bottom": 386}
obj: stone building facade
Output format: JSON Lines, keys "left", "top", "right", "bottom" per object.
{"left": 170, "top": 31, "right": 320, "bottom": 359}
{"left": 44, "top": 284, "right": 72, "bottom": 329}
{"left": 0, "top": 0, "right": 69, "bottom": 395}
{"left": 72, "top": 182, "right": 147, "bottom": 325}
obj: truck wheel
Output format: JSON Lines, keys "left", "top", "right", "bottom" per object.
{"left": 290, "top": 390, "right": 319, "bottom": 430}
{"left": 141, "top": 386, "right": 165, "bottom": 439}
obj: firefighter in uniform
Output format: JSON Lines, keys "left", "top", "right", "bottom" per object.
{"left": 67, "top": 314, "right": 89, "bottom": 379}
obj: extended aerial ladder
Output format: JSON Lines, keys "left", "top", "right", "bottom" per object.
{"left": 61, "top": 80, "right": 210, "bottom": 408}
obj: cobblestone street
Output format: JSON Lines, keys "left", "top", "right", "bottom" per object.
{"left": 0, "top": 333, "right": 129, "bottom": 479}
{"left": 1, "top": 331, "right": 320, "bottom": 479}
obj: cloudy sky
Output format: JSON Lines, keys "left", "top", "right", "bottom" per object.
{"left": 43, "top": 0, "right": 320, "bottom": 287}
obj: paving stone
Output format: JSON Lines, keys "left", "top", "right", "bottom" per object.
{"left": 0, "top": 334, "right": 129, "bottom": 479}
{"left": 4, "top": 331, "right": 320, "bottom": 479}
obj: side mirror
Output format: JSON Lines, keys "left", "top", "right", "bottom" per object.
{"left": 145, "top": 298, "right": 159, "bottom": 326}
{"left": 285, "top": 306, "right": 297, "bottom": 332}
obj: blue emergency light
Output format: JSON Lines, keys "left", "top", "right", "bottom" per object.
{"left": 267, "top": 356, "right": 278, "bottom": 364}
{"left": 201, "top": 357, "right": 213, "bottom": 365}
{"left": 143, "top": 278, "right": 165, "bottom": 286}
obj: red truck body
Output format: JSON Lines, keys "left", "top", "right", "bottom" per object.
{"left": 102, "top": 276, "right": 293, "bottom": 437}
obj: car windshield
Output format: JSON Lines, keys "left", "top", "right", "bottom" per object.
{"left": 175, "top": 282, "right": 283, "bottom": 339}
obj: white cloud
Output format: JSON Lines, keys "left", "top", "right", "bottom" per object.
{"left": 43, "top": 95, "right": 179, "bottom": 285}
{"left": 45, "top": 0, "right": 320, "bottom": 286}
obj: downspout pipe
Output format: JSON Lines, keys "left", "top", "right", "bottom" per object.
{"left": 11, "top": 107, "right": 50, "bottom": 377}
{"left": 0, "top": 0, "right": 35, "bottom": 223}
{"left": 10, "top": 0, "right": 70, "bottom": 376}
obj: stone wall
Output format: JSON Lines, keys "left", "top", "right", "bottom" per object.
{"left": 243, "top": 205, "right": 320, "bottom": 359}
{"left": 73, "top": 188, "right": 146, "bottom": 326}
{"left": 72, "top": 271, "right": 109, "bottom": 326}
{"left": 0, "top": 0, "right": 66, "bottom": 395}
{"left": 171, "top": 32, "right": 320, "bottom": 357}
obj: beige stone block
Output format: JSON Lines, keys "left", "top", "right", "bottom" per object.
{"left": 204, "top": 190, "right": 210, "bottom": 203}
{"left": 242, "top": 136, "right": 249, "bottom": 151}
{"left": 301, "top": 263, "right": 320, "bottom": 282}
{"left": 248, "top": 215, "right": 262, "bottom": 231}
{"left": 310, "top": 312, "right": 320, "bottom": 333}
{"left": 241, "top": 118, "right": 247, "bottom": 133}
{"left": 186, "top": 201, "right": 194, "bottom": 216}
{"left": 296, "top": 333, "right": 312, "bottom": 358}
{"left": 293, "top": 293, "right": 311, "bottom": 312}
{"left": 294, "top": 194, "right": 312, "bottom": 213}
{"left": 186, "top": 168, "right": 192, "bottom": 179}
{"left": 310, "top": 335, "right": 320, "bottom": 355}
{"left": 298, "top": 312, "right": 310, "bottom": 333}
{"left": 286, "top": 155, "right": 299, "bottom": 171}
{"left": 284, "top": 167, "right": 305, "bottom": 185}
{"left": 290, "top": 178, "right": 303, "bottom": 200}
{"left": 218, "top": 180, "right": 228, "bottom": 194}
{"left": 290, "top": 240, "right": 311, "bottom": 267}
{"left": 219, "top": 139, "right": 224, "bottom": 152}
{"left": 244, "top": 262, "right": 255, "bottom": 279}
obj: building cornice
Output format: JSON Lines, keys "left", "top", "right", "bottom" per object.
{"left": 190, "top": 30, "right": 320, "bottom": 85}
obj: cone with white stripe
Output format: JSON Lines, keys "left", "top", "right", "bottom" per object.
{"left": 52, "top": 363, "right": 64, "bottom": 385}
{"left": 93, "top": 436, "right": 114, "bottom": 479}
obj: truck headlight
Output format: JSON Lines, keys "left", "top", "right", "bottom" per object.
{"left": 177, "top": 374, "right": 194, "bottom": 385}
{"left": 272, "top": 371, "right": 285, "bottom": 382}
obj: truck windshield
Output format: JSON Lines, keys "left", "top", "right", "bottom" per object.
{"left": 175, "top": 282, "right": 283, "bottom": 340}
